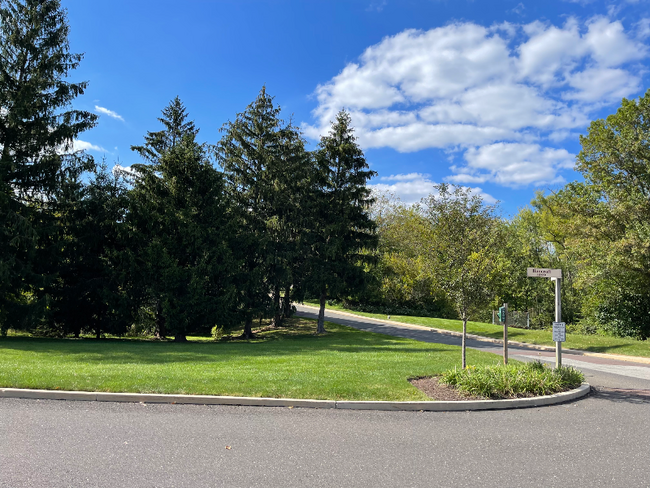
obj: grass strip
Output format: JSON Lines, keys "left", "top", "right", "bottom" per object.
{"left": 0, "top": 317, "right": 505, "bottom": 401}
{"left": 304, "top": 301, "right": 650, "bottom": 358}
{"left": 440, "top": 362, "right": 585, "bottom": 399}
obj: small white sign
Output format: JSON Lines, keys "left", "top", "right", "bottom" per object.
{"left": 553, "top": 322, "right": 566, "bottom": 342}
{"left": 527, "top": 268, "right": 562, "bottom": 278}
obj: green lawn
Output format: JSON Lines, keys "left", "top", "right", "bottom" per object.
{"left": 304, "top": 301, "right": 650, "bottom": 358}
{"left": 0, "top": 318, "right": 504, "bottom": 401}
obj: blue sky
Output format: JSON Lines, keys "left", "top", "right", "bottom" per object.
{"left": 64, "top": 0, "right": 650, "bottom": 215}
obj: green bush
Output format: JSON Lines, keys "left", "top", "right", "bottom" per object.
{"left": 440, "top": 361, "right": 584, "bottom": 399}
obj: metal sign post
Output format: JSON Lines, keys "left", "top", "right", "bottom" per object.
{"left": 552, "top": 277, "right": 562, "bottom": 368}
{"left": 503, "top": 303, "right": 508, "bottom": 365}
{"left": 527, "top": 268, "right": 563, "bottom": 368}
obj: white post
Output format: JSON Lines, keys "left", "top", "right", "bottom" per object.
{"left": 503, "top": 303, "right": 508, "bottom": 365}
{"left": 553, "top": 277, "right": 562, "bottom": 368}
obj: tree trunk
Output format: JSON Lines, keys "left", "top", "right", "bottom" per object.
{"left": 462, "top": 318, "right": 467, "bottom": 369}
{"left": 154, "top": 300, "right": 166, "bottom": 339}
{"left": 272, "top": 283, "right": 282, "bottom": 327}
{"left": 241, "top": 316, "right": 255, "bottom": 339}
{"left": 282, "top": 285, "right": 293, "bottom": 319}
{"left": 174, "top": 333, "right": 187, "bottom": 342}
{"left": 317, "top": 290, "right": 327, "bottom": 334}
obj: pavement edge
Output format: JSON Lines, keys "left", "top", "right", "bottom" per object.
{"left": 0, "top": 383, "right": 591, "bottom": 411}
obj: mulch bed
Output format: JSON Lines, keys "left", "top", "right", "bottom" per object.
{"left": 409, "top": 376, "right": 486, "bottom": 401}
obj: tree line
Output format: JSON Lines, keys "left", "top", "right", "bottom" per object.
{"left": 0, "top": 0, "right": 376, "bottom": 341}
{"left": 2, "top": 0, "right": 649, "bottom": 342}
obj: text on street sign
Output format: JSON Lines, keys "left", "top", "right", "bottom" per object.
{"left": 527, "top": 268, "right": 562, "bottom": 278}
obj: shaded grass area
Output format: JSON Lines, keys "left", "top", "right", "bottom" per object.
{"left": 0, "top": 318, "right": 503, "bottom": 401}
{"left": 440, "top": 362, "right": 585, "bottom": 399}
{"left": 305, "top": 301, "right": 650, "bottom": 358}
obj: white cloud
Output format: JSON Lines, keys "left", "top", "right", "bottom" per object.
{"left": 370, "top": 172, "right": 496, "bottom": 204}
{"left": 95, "top": 105, "right": 125, "bottom": 122}
{"left": 304, "top": 18, "right": 648, "bottom": 188}
{"left": 448, "top": 143, "right": 574, "bottom": 187}
{"left": 380, "top": 172, "right": 430, "bottom": 182}
{"left": 73, "top": 140, "right": 106, "bottom": 153}
{"left": 635, "top": 18, "right": 650, "bottom": 39}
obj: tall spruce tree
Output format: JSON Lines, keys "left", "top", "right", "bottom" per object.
{"left": 309, "top": 110, "right": 378, "bottom": 333}
{"left": 217, "top": 87, "right": 311, "bottom": 336}
{"left": 129, "top": 97, "right": 199, "bottom": 338}
{"left": 130, "top": 99, "right": 236, "bottom": 341}
{"left": 0, "top": 0, "right": 97, "bottom": 333}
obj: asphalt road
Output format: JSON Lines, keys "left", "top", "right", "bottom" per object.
{"left": 1, "top": 306, "right": 649, "bottom": 487}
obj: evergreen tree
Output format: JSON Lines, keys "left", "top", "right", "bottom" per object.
{"left": 309, "top": 110, "right": 378, "bottom": 333}
{"left": 131, "top": 96, "right": 198, "bottom": 164}
{"left": 129, "top": 97, "right": 199, "bottom": 338}
{"left": 130, "top": 101, "right": 236, "bottom": 341}
{"left": 218, "top": 87, "right": 312, "bottom": 336}
{"left": 46, "top": 161, "right": 131, "bottom": 338}
{"left": 0, "top": 0, "right": 97, "bottom": 333}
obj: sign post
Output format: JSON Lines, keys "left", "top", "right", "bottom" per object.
{"left": 503, "top": 303, "right": 508, "bottom": 365}
{"left": 527, "top": 268, "right": 563, "bottom": 368}
{"left": 552, "top": 277, "right": 563, "bottom": 368}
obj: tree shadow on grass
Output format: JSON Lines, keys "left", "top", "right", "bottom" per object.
{"left": 0, "top": 327, "right": 459, "bottom": 365}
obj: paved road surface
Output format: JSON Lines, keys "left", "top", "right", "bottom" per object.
{"left": 1, "top": 306, "right": 649, "bottom": 487}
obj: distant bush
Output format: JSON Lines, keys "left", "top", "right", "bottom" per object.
{"left": 440, "top": 361, "right": 584, "bottom": 399}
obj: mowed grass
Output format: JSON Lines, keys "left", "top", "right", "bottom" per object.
{"left": 0, "top": 318, "right": 503, "bottom": 401}
{"left": 304, "top": 301, "right": 650, "bottom": 358}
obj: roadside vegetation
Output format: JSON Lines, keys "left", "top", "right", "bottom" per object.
{"left": 440, "top": 362, "right": 585, "bottom": 399}
{"left": 302, "top": 301, "right": 650, "bottom": 358}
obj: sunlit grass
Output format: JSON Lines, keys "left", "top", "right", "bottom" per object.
{"left": 0, "top": 317, "right": 503, "bottom": 401}
{"left": 304, "top": 301, "right": 650, "bottom": 358}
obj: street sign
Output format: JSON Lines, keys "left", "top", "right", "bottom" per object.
{"left": 497, "top": 306, "right": 506, "bottom": 323}
{"left": 527, "top": 268, "right": 562, "bottom": 278}
{"left": 552, "top": 322, "right": 566, "bottom": 342}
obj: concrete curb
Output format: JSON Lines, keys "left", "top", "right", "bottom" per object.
{"left": 0, "top": 384, "right": 591, "bottom": 411}
{"left": 300, "top": 305, "right": 650, "bottom": 365}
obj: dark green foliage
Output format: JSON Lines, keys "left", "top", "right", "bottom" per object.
{"left": 46, "top": 162, "right": 131, "bottom": 338}
{"left": 130, "top": 100, "right": 237, "bottom": 342}
{"left": 308, "top": 110, "right": 378, "bottom": 333}
{"left": 131, "top": 96, "right": 198, "bottom": 164}
{"left": 217, "top": 87, "right": 313, "bottom": 336}
{"left": 0, "top": 0, "right": 97, "bottom": 333}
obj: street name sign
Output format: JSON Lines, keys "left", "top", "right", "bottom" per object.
{"left": 553, "top": 322, "right": 566, "bottom": 342}
{"left": 527, "top": 268, "right": 562, "bottom": 278}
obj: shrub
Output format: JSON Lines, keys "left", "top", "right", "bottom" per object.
{"left": 440, "top": 361, "right": 584, "bottom": 399}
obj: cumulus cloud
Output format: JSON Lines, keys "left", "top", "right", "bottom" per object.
{"left": 95, "top": 105, "right": 125, "bottom": 121}
{"left": 73, "top": 140, "right": 106, "bottom": 153}
{"left": 448, "top": 143, "right": 574, "bottom": 187}
{"left": 370, "top": 172, "right": 496, "bottom": 204}
{"left": 304, "top": 17, "right": 648, "bottom": 188}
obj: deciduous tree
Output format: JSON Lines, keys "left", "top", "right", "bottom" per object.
{"left": 421, "top": 184, "right": 502, "bottom": 368}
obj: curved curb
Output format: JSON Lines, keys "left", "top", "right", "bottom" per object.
{"left": 0, "top": 383, "right": 591, "bottom": 411}
{"left": 300, "top": 305, "right": 650, "bottom": 365}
